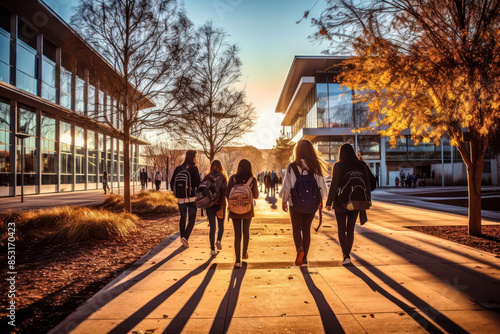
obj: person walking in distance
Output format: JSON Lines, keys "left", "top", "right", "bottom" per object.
{"left": 226, "top": 159, "right": 259, "bottom": 268}
{"left": 140, "top": 168, "right": 147, "bottom": 190}
{"left": 326, "top": 143, "right": 373, "bottom": 265}
{"left": 102, "top": 170, "right": 110, "bottom": 194}
{"left": 201, "top": 160, "right": 228, "bottom": 256}
{"left": 170, "top": 150, "right": 201, "bottom": 248}
{"left": 155, "top": 171, "right": 162, "bottom": 191}
{"left": 280, "top": 139, "right": 328, "bottom": 267}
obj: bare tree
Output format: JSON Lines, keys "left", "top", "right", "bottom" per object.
{"left": 169, "top": 21, "right": 255, "bottom": 162}
{"left": 72, "top": 0, "right": 193, "bottom": 212}
{"left": 310, "top": 0, "right": 500, "bottom": 235}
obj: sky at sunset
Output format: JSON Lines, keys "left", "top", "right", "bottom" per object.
{"left": 43, "top": 0, "right": 327, "bottom": 149}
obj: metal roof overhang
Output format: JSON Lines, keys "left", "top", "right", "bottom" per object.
{"left": 276, "top": 56, "right": 350, "bottom": 124}
{"left": 291, "top": 127, "right": 379, "bottom": 143}
{"left": 281, "top": 76, "right": 315, "bottom": 126}
{"left": 1, "top": 0, "right": 155, "bottom": 110}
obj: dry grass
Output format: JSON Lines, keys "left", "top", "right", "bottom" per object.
{"left": 1, "top": 206, "right": 139, "bottom": 245}
{"left": 102, "top": 190, "right": 178, "bottom": 215}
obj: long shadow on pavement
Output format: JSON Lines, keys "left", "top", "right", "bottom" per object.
{"left": 345, "top": 266, "right": 445, "bottom": 334}
{"left": 50, "top": 241, "right": 184, "bottom": 333}
{"left": 163, "top": 263, "right": 218, "bottom": 333}
{"left": 358, "top": 230, "right": 500, "bottom": 286}
{"left": 300, "top": 267, "right": 345, "bottom": 333}
{"left": 407, "top": 234, "right": 500, "bottom": 271}
{"left": 108, "top": 256, "right": 215, "bottom": 334}
{"left": 210, "top": 263, "right": 248, "bottom": 333}
{"left": 326, "top": 234, "right": 470, "bottom": 334}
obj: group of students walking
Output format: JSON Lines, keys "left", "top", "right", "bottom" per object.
{"left": 171, "top": 139, "right": 374, "bottom": 268}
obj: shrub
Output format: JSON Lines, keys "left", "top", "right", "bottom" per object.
{"left": 1, "top": 207, "right": 139, "bottom": 246}
{"left": 102, "top": 191, "right": 178, "bottom": 215}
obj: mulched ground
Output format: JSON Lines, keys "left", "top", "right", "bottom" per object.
{"left": 408, "top": 225, "right": 500, "bottom": 256}
{"left": 0, "top": 212, "right": 181, "bottom": 334}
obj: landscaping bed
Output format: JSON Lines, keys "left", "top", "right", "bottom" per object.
{"left": 0, "top": 191, "right": 188, "bottom": 333}
{"left": 408, "top": 225, "right": 500, "bottom": 256}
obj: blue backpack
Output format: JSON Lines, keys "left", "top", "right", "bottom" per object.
{"left": 290, "top": 163, "right": 322, "bottom": 214}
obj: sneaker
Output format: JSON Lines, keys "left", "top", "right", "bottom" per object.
{"left": 216, "top": 240, "right": 222, "bottom": 250}
{"left": 342, "top": 257, "right": 351, "bottom": 266}
{"left": 210, "top": 250, "right": 216, "bottom": 256}
{"left": 295, "top": 249, "right": 305, "bottom": 266}
{"left": 234, "top": 262, "right": 241, "bottom": 268}
{"left": 301, "top": 258, "right": 308, "bottom": 267}
{"left": 181, "top": 237, "right": 189, "bottom": 249}
{"left": 242, "top": 252, "right": 249, "bottom": 260}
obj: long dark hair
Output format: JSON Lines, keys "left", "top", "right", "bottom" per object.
{"left": 337, "top": 143, "right": 358, "bottom": 164}
{"left": 234, "top": 159, "right": 255, "bottom": 181}
{"left": 210, "top": 160, "right": 227, "bottom": 179}
{"left": 293, "top": 139, "right": 327, "bottom": 176}
{"left": 183, "top": 150, "right": 197, "bottom": 166}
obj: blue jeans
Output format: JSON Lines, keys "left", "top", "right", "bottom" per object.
{"left": 178, "top": 202, "right": 197, "bottom": 240}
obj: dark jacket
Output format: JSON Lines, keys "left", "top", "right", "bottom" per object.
{"left": 170, "top": 163, "right": 201, "bottom": 200}
{"left": 226, "top": 174, "right": 259, "bottom": 219}
{"left": 326, "top": 160, "right": 372, "bottom": 213}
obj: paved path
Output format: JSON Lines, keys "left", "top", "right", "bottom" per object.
{"left": 0, "top": 185, "right": 148, "bottom": 213}
{"left": 50, "top": 193, "right": 500, "bottom": 333}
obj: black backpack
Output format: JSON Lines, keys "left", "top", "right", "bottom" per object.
{"left": 337, "top": 165, "right": 371, "bottom": 211}
{"left": 195, "top": 174, "right": 220, "bottom": 209}
{"left": 290, "top": 163, "right": 322, "bottom": 214}
{"left": 174, "top": 167, "right": 192, "bottom": 199}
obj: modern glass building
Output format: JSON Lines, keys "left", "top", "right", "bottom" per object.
{"left": 0, "top": 1, "right": 150, "bottom": 197}
{"left": 276, "top": 56, "right": 498, "bottom": 187}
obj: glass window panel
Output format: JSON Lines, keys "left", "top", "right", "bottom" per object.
{"left": 316, "top": 83, "right": 328, "bottom": 128}
{"left": 0, "top": 97, "right": 9, "bottom": 134}
{"left": 18, "top": 20, "right": 37, "bottom": 49}
{"left": 0, "top": 143, "right": 10, "bottom": 173}
{"left": 42, "top": 58, "right": 57, "bottom": 103}
{"left": 0, "top": 29, "right": 10, "bottom": 84}
{"left": 75, "top": 77, "right": 85, "bottom": 113}
{"left": 60, "top": 121, "right": 72, "bottom": 153}
{"left": 60, "top": 67, "right": 72, "bottom": 109}
{"left": 328, "top": 83, "right": 353, "bottom": 127}
{"left": 18, "top": 104, "right": 36, "bottom": 136}
{"left": 17, "top": 41, "right": 36, "bottom": 77}
{"left": 88, "top": 85, "right": 95, "bottom": 115}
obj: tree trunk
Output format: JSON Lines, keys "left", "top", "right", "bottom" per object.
{"left": 466, "top": 137, "right": 486, "bottom": 236}
{"left": 123, "top": 123, "right": 132, "bottom": 213}
{"left": 467, "top": 163, "right": 482, "bottom": 236}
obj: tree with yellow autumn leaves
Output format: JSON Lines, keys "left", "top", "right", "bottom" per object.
{"left": 310, "top": 0, "right": 500, "bottom": 235}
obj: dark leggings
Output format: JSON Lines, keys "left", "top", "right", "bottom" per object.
{"left": 232, "top": 218, "right": 251, "bottom": 262}
{"left": 178, "top": 202, "right": 197, "bottom": 240}
{"left": 289, "top": 206, "right": 315, "bottom": 259}
{"left": 335, "top": 210, "right": 359, "bottom": 259}
{"left": 206, "top": 206, "right": 224, "bottom": 250}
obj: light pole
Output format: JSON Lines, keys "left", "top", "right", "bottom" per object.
{"left": 15, "top": 127, "right": 33, "bottom": 203}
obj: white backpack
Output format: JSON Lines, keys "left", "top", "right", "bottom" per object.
{"left": 228, "top": 176, "right": 253, "bottom": 214}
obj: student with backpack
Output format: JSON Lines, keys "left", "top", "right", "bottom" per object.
{"left": 196, "top": 160, "right": 228, "bottom": 256}
{"left": 280, "top": 139, "right": 328, "bottom": 267}
{"left": 170, "top": 150, "right": 201, "bottom": 248}
{"left": 326, "top": 143, "right": 372, "bottom": 265}
{"left": 226, "top": 159, "right": 259, "bottom": 268}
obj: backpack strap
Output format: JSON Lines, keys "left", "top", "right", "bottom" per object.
{"left": 290, "top": 163, "right": 301, "bottom": 178}
{"left": 245, "top": 177, "right": 253, "bottom": 186}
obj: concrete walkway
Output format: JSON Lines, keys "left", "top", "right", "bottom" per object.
{"left": 50, "top": 193, "right": 500, "bottom": 333}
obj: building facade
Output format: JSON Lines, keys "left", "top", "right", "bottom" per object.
{"left": 276, "top": 56, "right": 498, "bottom": 187}
{"left": 0, "top": 1, "right": 150, "bottom": 197}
